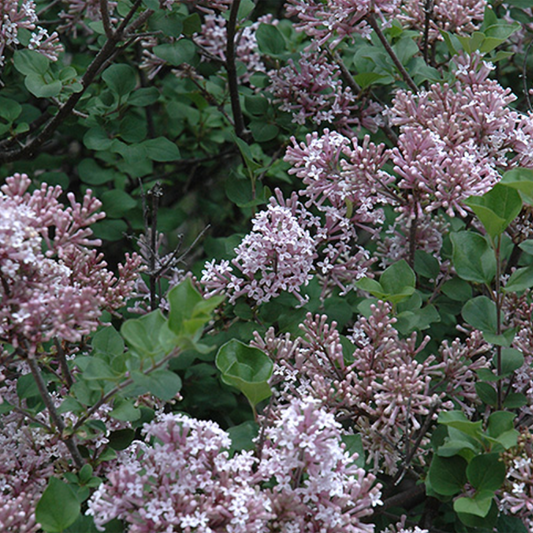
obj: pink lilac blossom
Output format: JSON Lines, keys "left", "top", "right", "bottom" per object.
{"left": 194, "top": 14, "right": 272, "bottom": 82}
{"left": 258, "top": 396, "right": 382, "bottom": 533}
{"left": 382, "top": 515, "right": 429, "bottom": 533}
{"left": 254, "top": 306, "right": 442, "bottom": 474}
{"left": 0, "top": 173, "right": 141, "bottom": 351}
{"left": 87, "top": 412, "right": 272, "bottom": 532}
{"left": 389, "top": 53, "right": 532, "bottom": 216}
{"left": 268, "top": 48, "right": 382, "bottom": 133}
{"left": 202, "top": 191, "right": 318, "bottom": 305}
{"left": 398, "top": 0, "right": 486, "bottom": 42}
{"left": 0, "top": 0, "right": 62, "bottom": 65}
{"left": 285, "top": 0, "right": 402, "bottom": 47}
{"left": 500, "top": 432, "right": 533, "bottom": 531}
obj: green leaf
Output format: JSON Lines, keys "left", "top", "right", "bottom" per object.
{"left": 503, "top": 393, "right": 528, "bottom": 409}
{"left": 500, "top": 167, "right": 533, "bottom": 200}
{"left": 78, "top": 159, "right": 116, "bottom": 185}
{"left": 128, "top": 87, "right": 160, "bottom": 107}
{"left": 109, "top": 399, "right": 141, "bottom": 422}
{"left": 228, "top": 420, "right": 259, "bottom": 451}
{"left": 25, "top": 74, "right": 62, "bottom": 98}
{"left": 487, "top": 411, "right": 516, "bottom": 438}
{"left": 496, "top": 348, "right": 525, "bottom": 376}
{"left": 121, "top": 310, "right": 167, "bottom": 359}
{"left": 427, "top": 454, "right": 467, "bottom": 496}
{"left": 249, "top": 120, "right": 279, "bottom": 142}
{"left": 153, "top": 40, "right": 195, "bottom": 66}
{"left": 454, "top": 490, "right": 495, "bottom": 518}
{"left": 467, "top": 453, "right": 506, "bottom": 491}
{"left": 131, "top": 369, "right": 182, "bottom": 401}
{"left": 83, "top": 359, "right": 119, "bottom": 381}
{"left": 13, "top": 49, "right": 50, "bottom": 75}
{"left": 36, "top": 477, "right": 81, "bottom": 532}
{"left": 438, "top": 411, "right": 484, "bottom": 439}
{"left": 92, "top": 326, "right": 124, "bottom": 356}
{"left": 504, "top": 265, "right": 533, "bottom": 293}
{"left": 353, "top": 72, "right": 386, "bottom": 89}
{"left": 101, "top": 189, "right": 137, "bottom": 218}
{"left": 355, "top": 277, "right": 386, "bottom": 298}
{"left": 462, "top": 296, "right": 498, "bottom": 334}
{"left": 465, "top": 184, "right": 522, "bottom": 238}
{"left": 380, "top": 259, "right": 416, "bottom": 294}
{"left": 441, "top": 278, "right": 472, "bottom": 301}
{"left": 451, "top": 232, "right": 496, "bottom": 284}
{"left": 342, "top": 434, "right": 366, "bottom": 468}
{"left": 475, "top": 382, "right": 497, "bottom": 406}
{"left": 256, "top": 23, "right": 286, "bottom": 56}
{"left": 245, "top": 95, "right": 269, "bottom": 115}
{"left": 519, "top": 239, "right": 533, "bottom": 255}
{"left": 215, "top": 340, "right": 273, "bottom": 407}
{"left": 83, "top": 127, "right": 112, "bottom": 151}
{"left": 102, "top": 64, "right": 137, "bottom": 96}
{"left": 0, "top": 97, "right": 22, "bottom": 122}
{"left": 414, "top": 250, "right": 440, "bottom": 279}
{"left": 142, "top": 137, "right": 181, "bottom": 161}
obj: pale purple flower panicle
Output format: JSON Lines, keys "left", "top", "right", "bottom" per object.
{"left": 389, "top": 53, "right": 529, "bottom": 216}
{"left": 268, "top": 48, "right": 381, "bottom": 133}
{"left": 285, "top": 0, "right": 402, "bottom": 47}
{"left": 258, "top": 396, "right": 382, "bottom": 532}
{"left": 399, "top": 0, "right": 486, "bottom": 42}
{"left": 0, "top": 174, "right": 141, "bottom": 351}
{"left": 0, "top": 0, "right": 63, "bottom": 65}
{"left": 87, "top": 412, "right": 272, "bottom": 532}
{"left": 202, "top": 191, "right": 317, "bottom": 305}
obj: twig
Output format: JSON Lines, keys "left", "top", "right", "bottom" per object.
{"left": 422, "top": 0, "right": 434, "bottom": 63}
{"left": 55, "top": 339, "right": 74, "bottom": 388}
{"left": 366, "top": 14, "right": 418, "bottom": 93}
{"left": 226, "top": 0, "right": 247, "bottom": 139}
{"left": 71, "top": 348, "right": 179, "bottom": 434}
{"left": 12, "top": 405, "right": 53, "bottom": 432}
{"left": 0, "top": 0, "right": 153, "bottom": 163}
{"left": 523, "top": 39, "right": 533, "bottom": 113}
{"left": 100, "top": 0, "right": 114, "bottom": 38}
{"left": 27, "top": 355, "right": 84, "bottom": 469}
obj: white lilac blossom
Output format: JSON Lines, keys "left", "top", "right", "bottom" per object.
{"left": 202, "top": 191, "right": 317, "bottom": 305}
{"left": 0, "top": 0, "right": 62, "bottom": 65}
{"left": 0, "top": 174, "right": 141, "bottom": 352}
{"left": 257, "top": 396, "right": 382, "bottom": 533}
{"left": 87, "top": 412, "right": 272, "bottom": 532}
{"left": 268, "top": 48, "right": 382, "bottom": 134}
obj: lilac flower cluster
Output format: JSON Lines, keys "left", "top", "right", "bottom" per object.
{"left": 500, "top": 431, "right": 533, "bottom": 531}
{"left": 389, "top": 53, "right": 533, "bottom": 216}
{"left": 398, "top": 0, "right": 486, "bottom": 42}
{"left": 285, "top": 0, "right": 401, "bottom": 47}
{"left": 0, "top": 174, "right": 141, "bottom": 351}
{"left": 0, "top": 0, "right": 62, "bottom": 65}
{"left": 88, "top": 399, "right": 382, "bottom": 532}
{"left": 268, "top": 48, "right": 381, "bottom": 133}
{"left": 59, "top": 0, "right": 118, "bottom": 33}
{"left": 202, "top": 191, "right": 317, "bottom": 305}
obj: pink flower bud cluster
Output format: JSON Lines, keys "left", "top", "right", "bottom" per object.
{"left": 59, "top": 0, "right": 118, "bottom": 34}
{"left": 285, "top": 0, "right": 402, "bottom": 47}
{"left": 88, "top": 399, "right": 382, "bottom": 532}
{"left": 389, "top": 53, "right": 532, "bottom": 216}
{"left": 398, "top": 0, "right": 486, "bottom": 42}
{"left": 267, "top": 48, "right": 382, "bottom": 133}
{"left": 0, "top": 0, "right": 62, "bottom": 65}
{"left": 0, "top": 173, "right": 141, "bottom": 351}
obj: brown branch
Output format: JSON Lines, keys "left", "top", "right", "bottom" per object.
{"left": 0, "top": 0, "right": 153, "bottom": 163}
{"left": 225, "top": 0, "right": 247, "bottom": 139}
{"left": 100, "top": 0, "right": 114, "bottom": 38}
{"left": 27, "top": 355, "right": 84, "bottom": 469}
{"left": 366, "top": 14, "right": 418, "bottom": 93}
